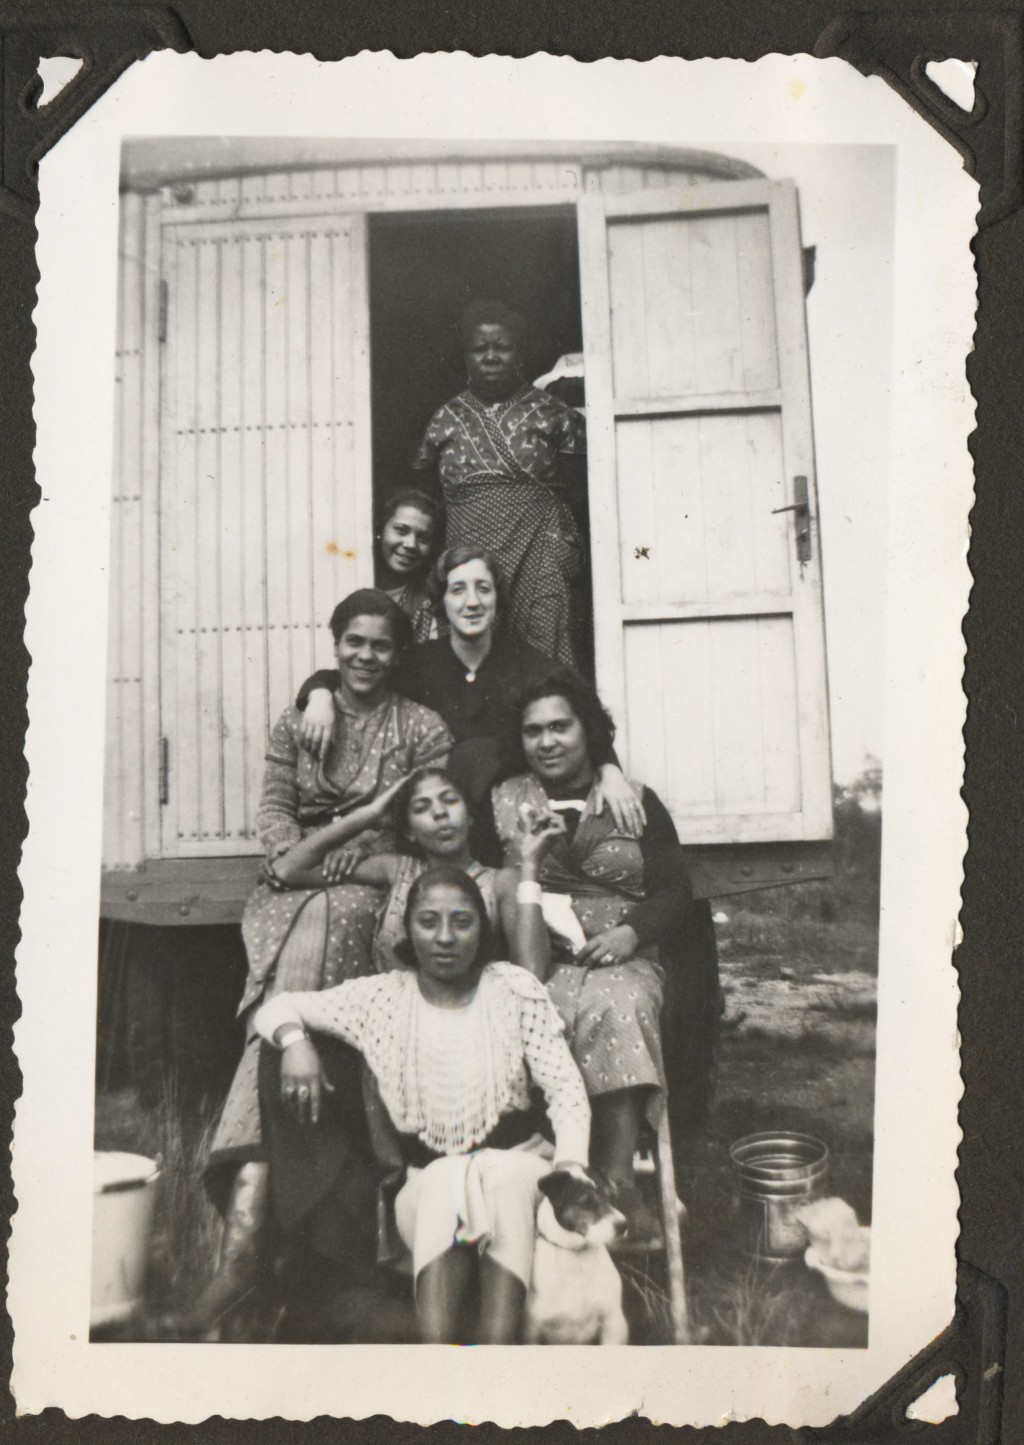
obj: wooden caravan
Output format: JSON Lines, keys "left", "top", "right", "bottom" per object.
{"left": 103, "top": 141, "right": 833, "bottom": 926}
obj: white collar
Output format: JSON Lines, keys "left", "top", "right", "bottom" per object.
{"left": 535, "top": 1197, "right": 591, "bottom": 1252}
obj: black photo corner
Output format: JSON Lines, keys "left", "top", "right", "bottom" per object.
{"left": 0, "top": 2, "right": 1021, "bottom": 1441}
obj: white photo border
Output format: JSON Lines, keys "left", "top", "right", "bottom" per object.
{"left": 12, "top": 50, "right": 972, "bottom": 1427}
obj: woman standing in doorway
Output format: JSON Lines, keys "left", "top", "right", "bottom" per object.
{"left": 411, "top": 299, "right": 587, "bottom": 670}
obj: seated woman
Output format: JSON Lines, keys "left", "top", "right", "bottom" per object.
{"left": 295, "top": 545, "right": 643, "bottom": 831}
{"left": 375, "top": 486, "right": 443, "bottom": 643}
{"left": 256, "top": 866, "right": 591, "bottom": 1344}
{"left": 308, "top": 765, "right": 563, "bottom": 976}
{"left": 411, "top": 298, "right": 588, "bottom": 669}
{"left": 183, "top": 589, "right": 452, "bottom": 1338}
{"left": 477, "top": 669, "right": 693, "bottom": 1240}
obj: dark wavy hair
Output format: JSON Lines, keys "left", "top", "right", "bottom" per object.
{"left": 428, "top": 545, "right": 512, "bottom": 627}
{"left": 392, "top": 767, "right": 471, "bottom": 856}
{"left": 393, "top": 864, "right": 494, "bottom": 971}
{"left": 503, "top": 668, "right": 618, "bottom": 774}
{"left": 328, "top": 588, "right": 413, "bottom": 653}
{"left": 377, "top": 488, "right": 443, "bottom": 558}
{"left": 459, "top": 298, "right": 528, "bottom": 354}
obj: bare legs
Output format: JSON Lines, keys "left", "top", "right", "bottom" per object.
{"left": 416, "top": 1247, "right": 525, "bottom": 1343}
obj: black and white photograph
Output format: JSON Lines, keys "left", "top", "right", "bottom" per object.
{"left": 12, "top": 52, "right": 970, "bottom": 1427}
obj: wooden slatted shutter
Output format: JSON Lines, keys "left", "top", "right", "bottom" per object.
{"left": 158, "top": 213, "right": 373, "bottom": 858}
{"left": 579, "top": 179, "right": 833, "bottom": 844}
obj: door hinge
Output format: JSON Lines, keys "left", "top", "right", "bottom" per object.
{"left": 772, "top": 475, "right": 812, "bottom": 564}
{"left": 158, "top": 278, "right": 169, "bottom": 343}
{"left": 158, "top": 736, "right": 169, "bottom": 804}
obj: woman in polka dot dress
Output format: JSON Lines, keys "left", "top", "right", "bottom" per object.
{"left": 480, "top": 669, "right": 694, "bottom": 1244}
{"left": 181, "top": 590, "right": 451, "bottom": 1339}
{"left": 411, "top": 299, "right": 587, "bottom": 670}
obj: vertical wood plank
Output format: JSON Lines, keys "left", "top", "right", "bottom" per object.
{"left": 709, "top": 619, "right": 766, "bottom": 814}
{"left": 614, "top": 420, "right": 657, "bottom": 605}
{"left": 641, "top": 217, "right": 697, "bottom": 397}
{"left": 769, "top": 180, "right": 833, "bottom": 836}
{"left": 577, "top": 193, "right": 629, "bottom": 756}
{"left": 171, "top": 233, "right": 200, "bottom": 844}
{"left": 262, "top": 229, "right": 292, "bottom": 727}
{"left": 606, "top": 220, "right": 649, "bottom": 399}
{"left": 735, "top": 209, "right": 779, "bottom": 391}
{"left": 689, "top": 214, "right": 743, "bottom": 394}
{"left": 240, "top": 233, "right": 268, "bottom": 838}
{"left": 194, "top": 235, "right": 224, "bottom": 842}
{"left": 757, "top": 616, "right": 802, "bottom": 814}
{"left": 347, "top": 214, "right": 376, "bottom": 590}
{"left": 140, "top": 194, "right": 165, "bottom": 861}
{"left": 218, "top": 233, "right": 248, "bottom": 842}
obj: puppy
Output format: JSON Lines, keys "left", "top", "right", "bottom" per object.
{"left": 524, "top": 1168, "right": 630, "bottom": 1344}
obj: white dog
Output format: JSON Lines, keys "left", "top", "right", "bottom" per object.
{"left": 524, "top": 1168, "right": 630, "bottom": 1344}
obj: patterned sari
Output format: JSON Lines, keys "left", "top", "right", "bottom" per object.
{"left": 412, "top": 385, "right": 586, "bottom": 668}
{"left": 492, "top": 773, "right": 666, "bottom": 1121}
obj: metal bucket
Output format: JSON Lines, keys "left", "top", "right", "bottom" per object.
{"left": 92, "top": 1151, "right": 161, "bottom": 1330}
{"left": 730, "top": 1132, "right": 829, "bottom": 1259}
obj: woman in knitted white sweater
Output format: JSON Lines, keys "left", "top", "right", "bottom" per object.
{"left": 256, "top": 864, "right": 591, "bottom": 1345}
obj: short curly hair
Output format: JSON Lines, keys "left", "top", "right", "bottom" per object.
{"left": 503, "top": 668, "right": 618, "bottom": 775}
{"left": 392, "top": 864, "right": 494, "bottom": 971}
{"left": 459, "top": 298, "right": 528, "bottom": 354}
{"left": 328, "top": 588, "right": 413, "bottom": 652}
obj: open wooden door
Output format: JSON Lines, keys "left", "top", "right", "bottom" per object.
{"left": 579, "top": 179, "right": 833, "bottom": 844}
{"left": 157, "top": 212, "right": 374, "bottom": 858}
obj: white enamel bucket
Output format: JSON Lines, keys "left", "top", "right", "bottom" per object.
{"left": 92, "top": 1151, "right": 161, "bottom": 1329}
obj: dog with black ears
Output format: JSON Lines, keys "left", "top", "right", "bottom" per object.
{"left": 524, "top": 1166, "right": 630, "bottom": 1344}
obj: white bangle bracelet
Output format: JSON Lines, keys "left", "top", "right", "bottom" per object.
{"left": 517, "top": 880, "right": 543, "bottom": 906}
{"left": 276, "top": 1025, "right": 308, "bottom": 1051}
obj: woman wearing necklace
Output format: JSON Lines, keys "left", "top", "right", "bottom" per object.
{"left": 295, "top": 545, "right": 644, "bottom": 832}
{"left": 411, "top": 298, "right": 587, "bottom": 669}
{"left": 256, "top": 866, "right": 591, "bottom": 1344}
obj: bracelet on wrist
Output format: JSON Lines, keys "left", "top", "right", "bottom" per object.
{"left": 516, "top": 880, "right": 543, "bottom": 906}
{"left": 276, "top": 1025, "right": 309, "bottom": 1051}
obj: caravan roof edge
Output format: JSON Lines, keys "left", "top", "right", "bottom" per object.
{"left": 119, "top": 138, "right": 765, "bottom": 192}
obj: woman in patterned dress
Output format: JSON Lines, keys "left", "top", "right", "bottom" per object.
{"left": 477, "top": 669, "right": 693, "bottom": 1240}
{"left": 257, "top": 865, "right": 591, "bottom": 1344}
{"left": 411, "top": 299, "right": 588, "bottom": 670}
{"left": 178, "top": 589, "right": 452, "bottom": 1339}
{"left": 376, "top": 487, "right": 443, "bottom": 644}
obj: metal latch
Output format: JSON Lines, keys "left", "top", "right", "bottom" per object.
{"left": 772, "top": 475, "right": 812, "bottom": 564}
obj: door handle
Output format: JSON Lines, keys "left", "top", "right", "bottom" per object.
{"left": 772, "top": 476, "right": 812, "bottom": 564}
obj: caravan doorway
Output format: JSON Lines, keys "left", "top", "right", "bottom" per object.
{"left": 367, "top": 207, "right": 593, "bottom": 673}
